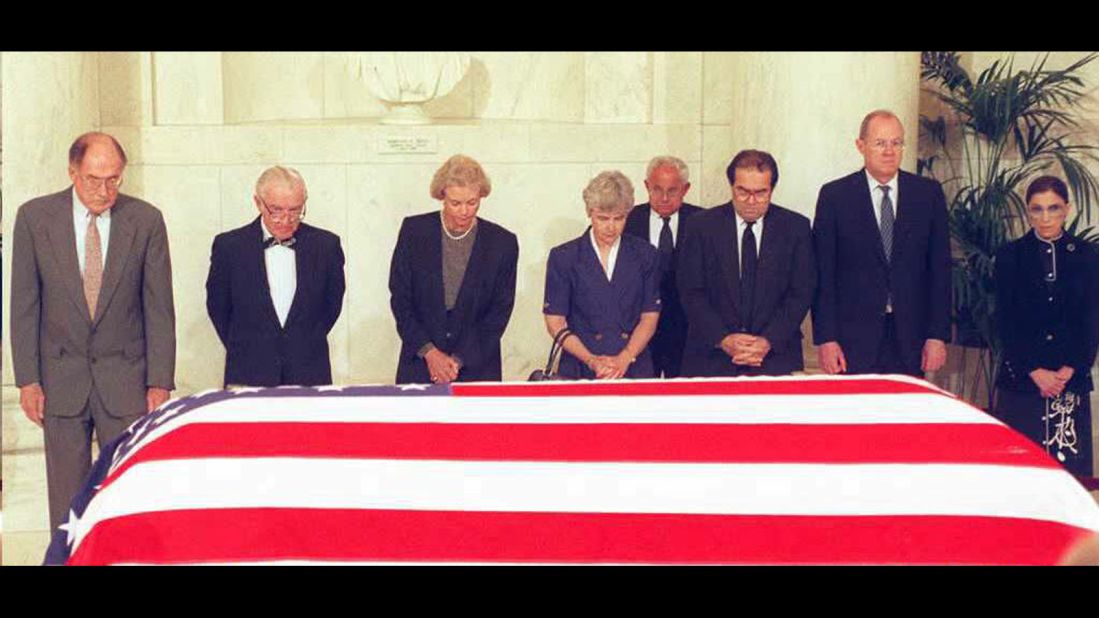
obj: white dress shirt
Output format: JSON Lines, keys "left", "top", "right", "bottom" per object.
{"left": 734, "top": 211, "right": 763, "bottom": 277}
{"left": 865, "top": 170, "right": 899, "bottom": 227}
{"left": 647, "top": 209, "right": 680, "bottom": 249}
{"left": 262, "top": 221, "right": 297, "bottom": 328}
{"left": 73, "top": 188, "right": 111, "bottom": 275}
{"left": 589, "top": 228, "right": 621, "bottom": 282}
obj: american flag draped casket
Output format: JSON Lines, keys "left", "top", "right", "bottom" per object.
{"left": 46, "top": 375, "right": 1099, "bottom": 565}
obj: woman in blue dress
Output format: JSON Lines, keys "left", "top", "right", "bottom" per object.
{"left": 543, "top": 171, "right": 662, "bottom": 379}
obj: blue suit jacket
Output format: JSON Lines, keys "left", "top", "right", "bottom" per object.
{"left": 543, "top": 230, "right": 661, "bottom": 378}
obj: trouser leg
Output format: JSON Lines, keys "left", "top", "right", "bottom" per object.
{"left": 43, "top": 401, "right": 93, "bottom": 533}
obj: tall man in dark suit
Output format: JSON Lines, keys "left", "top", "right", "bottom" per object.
{"left": 10, "top": 132, "right": 176, "bottom": 531}
{"left": 624, "top": 156, "right": 703, "bottom": 378}
{"left": 206, "top": 166, "right": 346, "bottom": 387}
{"left": 812, "top": 109, "right": 951, "bottom": 376}
{"left": 678, "top": 150, "right": 815, "bottom": 376}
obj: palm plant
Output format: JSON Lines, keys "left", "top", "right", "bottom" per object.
{"left": 918, "top": 51, "right": 1099, "bottom": 406}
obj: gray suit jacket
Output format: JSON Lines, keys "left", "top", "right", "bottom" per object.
{"left": 10, "top": 188, "right": 176, "bottom": 418}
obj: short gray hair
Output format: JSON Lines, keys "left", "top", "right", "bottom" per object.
{"left": 859, "top": 109, "right": 903, "bottom": 140}
{"left": 645, "top": 155, "right": 689, "bottom": 183}
{"left": 583, "top": 171, "right": 634, "bottom": 216}
{"left": 255, "top": 166, "right": 308, "bottom": 201}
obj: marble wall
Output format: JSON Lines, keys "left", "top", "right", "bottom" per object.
{"left": 2, "top": 51, "right": 959, "bottom": 395}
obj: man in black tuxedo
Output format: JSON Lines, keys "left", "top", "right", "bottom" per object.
{"left": 678, "top": 150, "right": 814, "bottom": 376}
{"left": 812, "top": 109, "right": 951, "bottom": 377}
{"left": 206, "top": 166, "right": 346, "bottom": 387}
{"left": 624, "top": 156, "right": 703, "bottom": 378}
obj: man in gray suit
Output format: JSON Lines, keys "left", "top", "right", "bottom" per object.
{"left": 10, "top": 132, "right": 176, "bottom": 532}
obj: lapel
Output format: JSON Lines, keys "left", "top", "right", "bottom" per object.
{"left": 92, "top": 198, "right": 136, "bottom": 326}
{"left": 854, "top": 170, "right": 888, "bottom": 266}
{"left": 250, "top": 218, "right": 286, "bottom": 331}
{"left": 427, "top": 216, "right": 447, "bottom": 325}
{"left": 892, "top": 171, "right": 916, "bottom": 261}
{"left": 451, "top": 219, "right": 489, "bottom": 326}
{"left": 283, "top": 224, "right": 312, "bottom": 329}
{"left": 752, "top": 206, "right": 783, "bottom": 318}
{"left": 715, "top": 203, "right": 741, "bottom": 309}
{"left": 45, "top": 190, "right": 93, "bottom": 323}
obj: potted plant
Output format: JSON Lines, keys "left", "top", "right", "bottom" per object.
{"left": 918, "top": 51, "right": 1099, "bottom": 407}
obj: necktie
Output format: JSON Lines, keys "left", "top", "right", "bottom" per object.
{"left": 83, "top": 213, "right": 103, "bottom": 319}
{"left": 658, "top": 216, "right": 674, "bottom": 273}
{"left": 879, "top": 185, "right": 894, "bottom": 262}
{"left": 740, "top": 220, "right": 757, "bottom": 323}
{"left": 264, "top": 236, "right": 297, "bottom": 250}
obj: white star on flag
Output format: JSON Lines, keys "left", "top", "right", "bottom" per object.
{"left": 398, "top": 384, "right": 430, "bottom": 391}
{"left": 58, "top": 509, "right": 84, "bottom": 547}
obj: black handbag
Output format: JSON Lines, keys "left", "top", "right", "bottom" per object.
{"left": 528, "top": 328, "right": 574, "bottom": 381}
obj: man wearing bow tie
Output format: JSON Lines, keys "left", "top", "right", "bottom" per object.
{"left": 205, "top": 166, "right": 346, "bottom": 387}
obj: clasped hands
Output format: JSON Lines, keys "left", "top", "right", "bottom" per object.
{"left": 586, "top": 351, "right": 633, "bottom": 380}
{"left": 1030, "top": 366, "right": 1075, "bottom": 399}
{"left": 721, "top": 334, "right": 771, "bottom": 367}
{"left": 424, "top": 348, "right": 462, "bottom": 384}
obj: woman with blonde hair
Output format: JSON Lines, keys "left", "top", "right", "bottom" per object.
{"left": 389, "top": 154, "right": 519, "bottom": 384}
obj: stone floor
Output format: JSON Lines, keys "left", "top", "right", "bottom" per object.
{"left": 3, "top": 382, "right": 1097, "bottom": 565}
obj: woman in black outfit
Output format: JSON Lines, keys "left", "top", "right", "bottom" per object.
{"left": 994, "top": 175, "right": 1099, "bottom": 477}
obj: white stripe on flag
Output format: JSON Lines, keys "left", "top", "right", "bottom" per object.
{"left": 75, "top": 457, "right": 1099, "bottom": 549}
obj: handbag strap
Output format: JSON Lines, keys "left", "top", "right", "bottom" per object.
{"left": 546, "top": 327, "right": 573, "bottom": 375}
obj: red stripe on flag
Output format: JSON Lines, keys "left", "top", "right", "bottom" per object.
{"left": 97, "top": 422, "right": 1058, "bottom": 490}
{"left": 68, "top": 509, "right": 1093, "bottom": 565}
{"left": 452, "top": 379, "right": 945, "bottom": 397}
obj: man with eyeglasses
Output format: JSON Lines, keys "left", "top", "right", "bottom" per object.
{"left": 624, "top": 156, "right": 704, "bottom": 378}
{"left": 205, "top": 166, "right": 346, "bottom": 387}
{"left": 10, "top": 132, "right": 177, "bottom": 533}
{"left": 812, "top": 109, "right": 951, "bottom": 377}
{"left": 677, "top": 150, "right": 814, "bottom": 376}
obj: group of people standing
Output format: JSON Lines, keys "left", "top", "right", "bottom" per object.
{"left": 10, "top": 109, "right": 1096, "bottom": 532}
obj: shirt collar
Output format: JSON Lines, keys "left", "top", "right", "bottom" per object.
{"left": 865, "top": 170, "right": 899, "bottom": 195}
{"left": 72, "top": 187, "right": 111, "bottom": 221}
{"left": 734, "top": 209, "right": 764, "bottom": 230}
{"left": 588, "top": 227, "right": 621, "bottom": 253}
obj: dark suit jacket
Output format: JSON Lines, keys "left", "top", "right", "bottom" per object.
{"left": 994, "top": 230, "right": 1099, "bottom": 393}
{"left": 812, "top": 169, "right": 952, "bottom": 374}
{"left": 206, "top": 218, "right": 345, "bottom": 387}
{"left": 389, "top": 212, "right": 519, "bottom": 384}
{"left": 10, "top": 188, "right": 176, "bottom": 418}
{"left": 677, "top": 202, "right": 815, "bottom": 377}
{"left": 543, "top": 231, "right": 662, "bottom": 379}
{"left": 624, "top": 202, "right": 704, "bottom": 377}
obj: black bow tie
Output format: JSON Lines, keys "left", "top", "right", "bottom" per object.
{"left": 264, "top": 236, "right": 297, "bottom": 250}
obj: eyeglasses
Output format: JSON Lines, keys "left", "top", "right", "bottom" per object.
{"left": 649, "top": 186, "right": 685, "bottom": 199}
{"left": 1027, "top": 203, "right": 1066, "bottom": 217}
{"left": 79, "top": 174, "right": 124, "bottom": 192}
{"left": 869, "top": 139, "right": 905, "bottom": 152}
{"left": 733, "top": 187, "right": 771, "bottom": 203}
{"left": 258, "top": 197, "right": 307, "bottom": 223}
